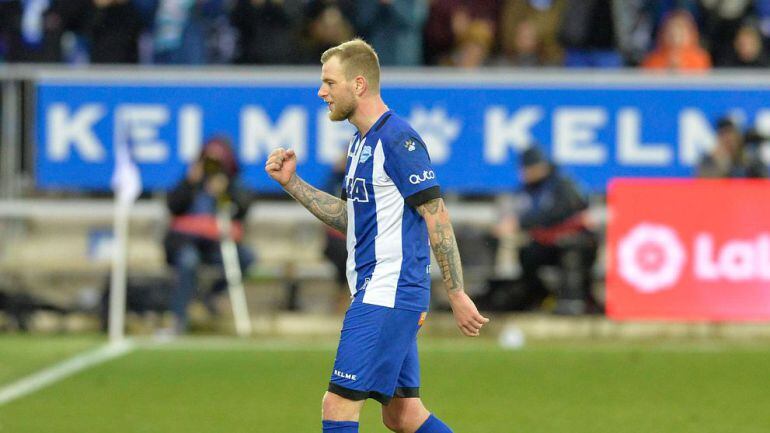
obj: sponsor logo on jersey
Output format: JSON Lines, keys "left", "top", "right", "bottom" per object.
{"left": 404, "top": 139, "right": 416, "bottom": 152}
{"left": 409, "top": 170, "right": 435, "bottom": 185}
{"left": 346, "top": 177, "right": 369, "bottom": 202}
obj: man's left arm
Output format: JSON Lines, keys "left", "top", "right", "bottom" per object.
{"left": 416, "top": 197, "right": 489, "bottom": 337}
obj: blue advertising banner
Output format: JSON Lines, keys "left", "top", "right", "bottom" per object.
{"left": 36, "top": 73, "right": 770, "bottom": 193}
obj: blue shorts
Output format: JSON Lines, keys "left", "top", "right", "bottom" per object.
{"left": 327, "top": 293, "right": 426, "bottom": 405}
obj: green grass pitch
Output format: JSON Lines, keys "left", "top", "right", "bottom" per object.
{"left": 1, "top": 336, "right": 769, "bottom": 433}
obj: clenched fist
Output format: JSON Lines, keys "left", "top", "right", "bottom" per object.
{"left": 265, "top": 148, "right": 297, "bottom": 186}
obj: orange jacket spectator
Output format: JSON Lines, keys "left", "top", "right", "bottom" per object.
{"left": 642, "top": 10, "right": 711, "bottom": 71}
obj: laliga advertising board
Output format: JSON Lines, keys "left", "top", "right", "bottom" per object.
{"left": 607, "top": 179, "right": 770, "bottom": 321}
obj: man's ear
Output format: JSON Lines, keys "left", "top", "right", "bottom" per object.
{"left": 354, "top": 76, "right": 367, "bottom": 96}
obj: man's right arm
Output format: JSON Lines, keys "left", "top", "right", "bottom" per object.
{"left": 265, "top": 148, "right": 347, "bottom": 233}
{"left": 283, "top": 174, "right": 347, "bottom": 234}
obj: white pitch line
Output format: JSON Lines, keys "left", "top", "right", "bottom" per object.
{"left": 0, "top": 340, "right": 135, "bottom": 407}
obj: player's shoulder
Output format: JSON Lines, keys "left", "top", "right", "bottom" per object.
{"left": 378, "top": 112, "right": 424, "bottom": 151}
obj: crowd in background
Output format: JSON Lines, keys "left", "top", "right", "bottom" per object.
{"left": 1, "top": 0, "right": 770, "bottom": 69}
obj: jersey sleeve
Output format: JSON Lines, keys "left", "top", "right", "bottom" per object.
{"left": 382, "top": 134, "right": 441, "bottom": 207}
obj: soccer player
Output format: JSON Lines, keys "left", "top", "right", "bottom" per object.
{"left": 265, "top": 39, "right": 489, "bottom": 433}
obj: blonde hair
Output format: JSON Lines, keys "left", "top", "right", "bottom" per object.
{"left": 321, "top": 39, "right": 380, "bottom": 92}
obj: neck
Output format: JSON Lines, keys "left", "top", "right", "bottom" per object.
{"left": 350, "top": 95, "right": 389, "bottom": 136}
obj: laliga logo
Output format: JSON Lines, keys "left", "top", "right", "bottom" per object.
{"left": 409, "top": 170, "right": 435, "bottom": 185}
{"left": 694, "top": 233, "right": 770, "bottom": 281}
{"left": 619, "top": 223, "right": 770, "bottom": 293}
{"left": 617, "top": 223, "right": 686, "bottom": 293}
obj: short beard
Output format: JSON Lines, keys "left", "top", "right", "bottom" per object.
{"left": 329, "top": 98, "right": 355, "bottom": 122}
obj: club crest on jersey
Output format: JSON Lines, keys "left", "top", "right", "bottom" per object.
{"left": 359, "top": 145, "right": 372, "bottom": 163}
{"left": 404, "top": 139, "right": 416, "bottom": 152}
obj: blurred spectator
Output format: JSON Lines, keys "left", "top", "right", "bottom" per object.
{"left": 450, "top": 19, "right": 495, "bottom": 68}
{"left": 614, "top": 1, "right": 699, "bottom": 66}
{"left": 164, "top": 135, "right": 255, "bottom": 333}
{"left": 499, "top": 146, "right": 598, "bottom": 315}
{"left": 558, "top": 0, "right": 622, "bottom": 67}
{"left": 721, "top": 21, "right": 770, "bottom": 67}
{"left": 696, "top": 117, "right": 768, "bottom": 178}
{"left": 0, "top": 0, "right": 89, "bottom": 62}
{"left": 151, "top": 0, "right": 229, "bottom": 64}
{"left": 642, "top": 10, "right": 711, "bottom": 71}
{"left": 321, "top": 153, "right": 349, "bottom": 313}
{"left": 755, "top": 0, "right": 770, "bottom": 42}
{"left": 87, "top": 0, "right": 145, "bottom": 63}
{"left": 698, "top": 0, "right": 753, "bottom": 65}
{"left": 497, "top": 0, "right": 565, "bottom": 67}
{"left": 612, "top": 0, "right": 655, "bottom": 66}
{"left": 230, "top": 0, "right": 302, "bottom": 64}
{"left": 356, "top": 0, "right": 427, "bottom": 66}
{"left": 423, "top": 0, "right": 500, "bottom": 65}
{"left": 298, "top": 0, "right": 354, "bottom": 64}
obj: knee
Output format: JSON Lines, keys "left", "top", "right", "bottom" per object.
{"left": 237, "top": 245, "right": 256, "bottom": 269}
{"left": 322, "top": 392, "right": 361, "bottom": 422}
{"left": 321, "top": 393, "right": 335, "bottom": 419}
{"left": 176, "top": 246, "right": 201, "bottom": 271}
{"left": 382, "top": 411, "right": 408, "bottom": 433}
{"left": 382, "top": 400, "right": 429, "bottom": 433}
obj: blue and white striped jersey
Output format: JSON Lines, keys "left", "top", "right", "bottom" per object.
{"left": 341, "top": 110, "right": 440, "bottom": 311}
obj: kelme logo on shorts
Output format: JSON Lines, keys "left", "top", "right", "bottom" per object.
{"left": 333, "top": 370, "right": 357, "bottom": 381}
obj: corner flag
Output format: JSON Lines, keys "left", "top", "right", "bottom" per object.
{"left": 111, "top": 132, "right": 142, "bottom": 205}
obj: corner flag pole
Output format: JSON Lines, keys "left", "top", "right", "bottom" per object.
{"left": 217, "top": 203, "right": 252, "bottom": 337}
{"left": 109, "top": 200, "right": 130, "bottom": 343}
{"left": 109, "top": 120, "right": 142, "bottom": 344}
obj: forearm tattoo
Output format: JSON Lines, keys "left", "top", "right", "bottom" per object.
{"left": 417, "top": 198, "right": 464, "bottom": 294}
{"left": 284, "top": 175, "right": 347, "bottom": 233}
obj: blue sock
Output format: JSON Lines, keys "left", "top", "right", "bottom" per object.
{"left": 415, "top": 414, "right": 453, "bottom": 433}
{"left": 322, "top": 420, "right": 359, "bottom": 432}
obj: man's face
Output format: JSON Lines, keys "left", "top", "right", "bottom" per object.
{"left": 735, "top": 27, "right": 761, "bottom": 62}
{"left": 318, "top": 56, "right": 357, "bottom": 122}
{"left": 717, "top": 126, "right": 741, "bottom": 154}
{"left": 521, "top": 161, "right": 550, "bottom": 185}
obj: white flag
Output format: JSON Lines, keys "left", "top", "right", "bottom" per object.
{"left": 111, "top": 124, "right": 142, "bottom": 205}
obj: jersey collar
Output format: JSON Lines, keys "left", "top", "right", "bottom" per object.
{"left": 360, "top": 110, "right": 393, "bottom": 140}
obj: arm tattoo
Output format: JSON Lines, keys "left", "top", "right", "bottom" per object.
{"left": 417, "top": 198, "right": 464, "bottom": 295}
{"left": 284, "top": 175, "right": 347, "bottom": 233}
